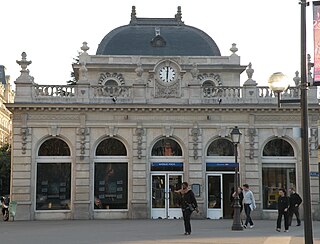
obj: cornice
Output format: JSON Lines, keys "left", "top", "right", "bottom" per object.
{"left": 6, "top": 103, "right": 320, "bottom": 114}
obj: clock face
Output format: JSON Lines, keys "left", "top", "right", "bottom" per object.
{"left": 159, "top": 66, "right": 176, "bottom": 83}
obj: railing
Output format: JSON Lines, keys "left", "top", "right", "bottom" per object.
{"left": 31, "top": 84, "right": 309, "bottom": 104}
{"left": 203, "top": 86, "right": 241, "bottom": 98}
{"left": 34, "top": 85, "right": 75, "bottom": 97}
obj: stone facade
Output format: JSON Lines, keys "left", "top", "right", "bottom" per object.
{"left": 6, "top": 8, "right": 320, "bottom": 221}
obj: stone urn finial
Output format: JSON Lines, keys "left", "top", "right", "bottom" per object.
{"left": 81, "top": 42, "right": 89, "bottom": 53}
{"left": 16, "top": 52, "right": 34, "bottom": 83}
{"left": 243, "top": 62, "right": 257, "bottom": 86}
{"left": 230, "top": 43, "right": 238, "bottom": 55}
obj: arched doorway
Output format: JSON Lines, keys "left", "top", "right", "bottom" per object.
{"left": 206, "top": 138, "right": 236, "bottom": 219}
{"left": 261, "top": 138, "right": 296, "bottom": 210}
{"left": 150, "top": 138, "right": 183, "bottom": 219}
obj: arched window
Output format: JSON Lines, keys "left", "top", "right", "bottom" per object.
{"left": 151, "top": 138, "right": 182, "bottom": 156}
{"left": 262, "top": 138, "right": 296, "bottom": 210}
{"left": 38, "top": 138, "right": 70, "bottom": 156}
{"left": 96, "top": 138, "right": 127, "bottom": 156}
{"left": 94, "top": 137, "right": 128, "bottom": 210}
{"left": 207, "top": 138, "right": 234, "bottom": 156}
{"left": 263, "top": 139, "right": 294, "bottom": 156}
{"left": 36, "top": 138, "right": 71, "bottom": 211}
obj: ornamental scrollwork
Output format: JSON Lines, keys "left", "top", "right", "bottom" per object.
{"left": 20, "top": 127, "right": 29, "bottom": 154}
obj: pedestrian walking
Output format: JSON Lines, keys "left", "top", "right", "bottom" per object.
{"left": 175, "top": 182, "right": 198, "bottom": 235}
{"left": 242, "top": 184, "right": 256, "bottom": 228}
{"left": 276, "top": 188, "right": 290, "bottom": 232}
{"left": 288, "top": 187, "right": 302, "bottom": 226}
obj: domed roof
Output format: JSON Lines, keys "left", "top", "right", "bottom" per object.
{"left": 96, "top": 6, "right": 221, "bottom": 56}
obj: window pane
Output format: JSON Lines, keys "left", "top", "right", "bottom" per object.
{"left": 263, "top": 139, "right": 294, "bottom": 156}
{"left": 36, "top": 163, "right": 71, "bottom": 210}
{"left": 38, "top": 138, "right": 70, "bottom": 156}
{"left": 207, "top": 139, "right": 234, "bottom": 156}
{"left": 96, "top": 138, "right": 127, "bottom": 156}
{"left": 151, "top": 139, "right": 182, "bottom": 156}
{"left": 94, "top": 163, "right": 128, "bottom": 209}
{"left": 262, "top": 167, "right": 295, "bottom": 209}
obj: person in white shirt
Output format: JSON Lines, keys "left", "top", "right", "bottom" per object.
{"left": 242, "top": 184, "right": 256, "bottom": 228}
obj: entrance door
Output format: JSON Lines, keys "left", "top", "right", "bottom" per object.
{"left": 151, "top": 174, "right": 183, "bottom": 219}
{"left": 207, "top": 174, "right": 223, "bottom": 219}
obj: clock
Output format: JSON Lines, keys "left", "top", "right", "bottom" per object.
{"left": 159, "top": 66, "right": 176, "bottom": 83}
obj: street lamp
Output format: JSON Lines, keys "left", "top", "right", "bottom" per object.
{"left": 231, "top": 126, "right": 243, "bottom": 231}
{"left": 268, "top": 2, "right": 314, "bottom": 240}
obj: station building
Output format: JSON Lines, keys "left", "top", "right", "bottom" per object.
{"left": 7, "top": 6, "right": 320, "bottom": 220}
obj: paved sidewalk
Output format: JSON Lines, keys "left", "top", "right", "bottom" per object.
{"left": 0, "top": 219, "right": 319, "bottom": 244}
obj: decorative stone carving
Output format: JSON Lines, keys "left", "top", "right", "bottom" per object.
{"left": 308, "top": 54, "right": 314, "bottom": 84}
{"left": 135, "top": 63, "right": 144, "bottom": 77}
{"left": 248, "top": 128, "right": 256, "bottom": 159}
{"left": 175, "top": 6, "right": 183, "bottom": 24}
{"left": 197, "top": 73, "right": 222, "bottom": 86}
{"left": 130, "top": 6, "right": 137, "bottom": 24}
{"left": 155, "top": 81, "right": 180, "bottom": 98}
{"left": 81, "top": 42, "right": 89, "bottom": 53}
{"left": 16, "top": 52, "right": 34, "bottom": 84}
{"left": 20, "top": 127, "right": 29, "bottom": 154}
{"left": 190, "top": 63, "right": 199, "bottom": 79}
{"left": 106, "top": 126, "right": 118, "bottom": 137}
{"left": 163, "top": 126, "right": 174, "bottom": 137}
{"left": 78, "top": 128, "right": 88, "bottom": 155}
{"left": 243, "top": 63, "right": 257, "bottom": 86}
{"left": 293, "top": 71, "right": 301, "bottom": 87}
{"left": 79, "top": 62, "right": 88, "bottom": 82}
{"left": 230, "top": 43, "right": 238, "bottom": 55}
{"left": 191, "top": 127, "right": 200, "bottom": 159}
{"left": 309, "top": 127, "right": 318, "bottom": 152}
{"left": 50, "top": 125, "right": 60, "bottom": 137}
{"left": 135, "top": 127, "right": 145, "bottom": 159}
{"left": 98, "top": 72, "right": 125, "bottom": 85}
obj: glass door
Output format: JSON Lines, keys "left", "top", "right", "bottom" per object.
{"left": 151, "top": 174, "right": 183, "bottom": 219}
{"left": 207, "top": 174, "right": 223, "bottom": 219}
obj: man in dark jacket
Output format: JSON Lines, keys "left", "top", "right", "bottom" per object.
{"left": 276, "top": 188, "right": 290, "bottom": 232}
{"left": 288, "top": 187, "right": 302, "bottom": 226}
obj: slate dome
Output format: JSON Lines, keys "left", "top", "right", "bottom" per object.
{"left": 96, "top": 6, "right": 221, "bottom": 56}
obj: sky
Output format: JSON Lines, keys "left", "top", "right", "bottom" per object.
{"left": 0, "top": 0, "right": 316, "bottom": 87}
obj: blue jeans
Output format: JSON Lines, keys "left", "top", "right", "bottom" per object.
{"left": 244, "top": 204, "right": 254, "bottom": 226}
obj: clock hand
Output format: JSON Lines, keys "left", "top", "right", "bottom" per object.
{"left": 166, "top": 67, "right": 169, "bottom": 81}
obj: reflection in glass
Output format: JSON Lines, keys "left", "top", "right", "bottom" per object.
{"left": 94, "top": 163, "right": 128, "bottom": 209}
{"left": 262, "top": 168, "right": 296, "bottom": 209}
{"left": 207, "top": 175, "right": 221, "bottom": 208}
{"left": 38, "top": 138, "right": 70, "bottom": 156}
{"left": 96, "top": 138, "right": 127, "bottom": 156}
{"left": 151, "top": 139, "right": 182, "bottom": 156}
{"left": 36, "top": 163, "right": 71, "bottom": 210}
{"left": 169, "top": 175, "right": 182, "bottom": 208}
{"left": 263, "top": 139, "right": 294, "bottom": 156}
{"left": 207, "top": 139, "right": 234, "bottom": 156}
{"left": 152, "top": 175, "right": 165, "bottom": 208}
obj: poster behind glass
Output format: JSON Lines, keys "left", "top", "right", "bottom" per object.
{"left": 36, "top": 163, "right": 71, "bottom": 210}
{"left": 94, "top": 163, "right": 128, "bottom": 209}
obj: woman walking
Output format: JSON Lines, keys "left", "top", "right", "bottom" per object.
{"left": 276, "top": 188, "right": 290, "bottom": 232}
{"left": 176, "top": 182, "right": 198, "bottom": 235}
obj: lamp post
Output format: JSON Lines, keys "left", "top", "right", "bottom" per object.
{"left": 267, "top": 2, "right": 314, "bottom": 241}
{"left": 231, "top": 126, "right": 243, "bottom": 231}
